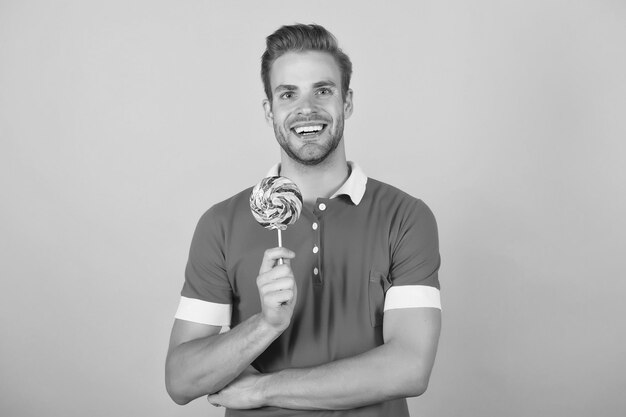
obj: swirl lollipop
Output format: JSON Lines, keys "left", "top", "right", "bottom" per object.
{"left": 250, "top": 176, "right": 303, "bottom": 264}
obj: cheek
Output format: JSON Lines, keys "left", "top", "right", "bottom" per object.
{"left": 270, "top": 111, "right": 288, "bottom": 126}
{"left": 271, "top": 105, "right": 291, "bottom": 119}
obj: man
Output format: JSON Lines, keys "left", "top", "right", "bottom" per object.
{"left": 166, "top": 24, "right": 441, "bottom": 416}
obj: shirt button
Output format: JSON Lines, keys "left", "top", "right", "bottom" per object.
{"left": 313, "top": 246, "right": 319, "bottom": 254}
{"left": 313, "top": 267, "right": 319, "bottom": 275}
{"left": 318, "top": 203, "right": 326, "bottom": 211}
{"left": 312, "top": 222, "right": 318, "bottom": 230}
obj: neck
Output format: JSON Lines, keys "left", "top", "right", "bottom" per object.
{"left": 279, "top": 141, "right": 349, "bottom": 206}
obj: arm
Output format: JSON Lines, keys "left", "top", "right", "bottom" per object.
{"left": 208, "top": 306, "right": 441, "bottom": 410}
{"left": 165, "top": 247, "right": 297, "bottom": 405}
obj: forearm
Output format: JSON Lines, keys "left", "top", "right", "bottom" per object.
{"left": 260, "top": 341, "right": 429, "bottom": 410}
{"left": 166, "top": 314, "right": 282, "bottom": 404}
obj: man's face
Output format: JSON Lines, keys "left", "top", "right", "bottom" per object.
{"left": 263, "top": 51, "right": 353, "bottom": 166}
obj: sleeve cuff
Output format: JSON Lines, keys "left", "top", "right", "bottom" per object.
{"left": 175, "top": 296, "right": 232, "bottom": 326}
{"left": 384, "top": 285, "right": 441, "bottom": 311}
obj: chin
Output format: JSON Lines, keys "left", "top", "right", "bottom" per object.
{"left": 294, "top": 147, "right": 335, "bottom": 166}
{"left": 298, "top": 156, "right": 329, "bottom": 166}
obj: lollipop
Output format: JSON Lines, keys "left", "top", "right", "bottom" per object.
{"left": 250, "top": 176, "right": 303, "bottom": 264}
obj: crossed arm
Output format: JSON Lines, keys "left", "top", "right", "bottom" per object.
{"left": 166, "top": 306, "right": 441, "bottom": 410}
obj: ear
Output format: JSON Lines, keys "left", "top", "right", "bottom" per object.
{"left": 262, "top": 99, "right": 273, "bottom": 123}
{"left": 343, "top": 89, "right": 354, "bottom": 119}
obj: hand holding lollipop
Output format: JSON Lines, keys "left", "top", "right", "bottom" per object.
{"left": 250, "top": 176, "right": 303, "bottom": 264}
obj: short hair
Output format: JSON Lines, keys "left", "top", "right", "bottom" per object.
{"left": 261, "top": 23, "right": 353, "bottom": 101}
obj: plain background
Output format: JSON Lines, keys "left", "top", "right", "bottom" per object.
{"left": 1, "top": 1, "right": 625, "bottom": 416}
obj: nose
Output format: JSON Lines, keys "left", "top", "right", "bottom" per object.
{"left": 296, "top": 94, "right": 316, "bottom": 116}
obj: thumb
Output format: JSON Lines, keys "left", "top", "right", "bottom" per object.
{"left": 207, "top": 394, "right": 221, "bottom": 407}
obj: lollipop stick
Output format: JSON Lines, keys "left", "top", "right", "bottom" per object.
{"left": 277, "top": 229, "right": 284, "bottom": 265}
{"left": 277, "top": 229, "right": 287, "bottom": 306}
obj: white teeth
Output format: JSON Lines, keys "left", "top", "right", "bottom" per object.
{"left": 295, "top": 125, "right": 323, "bottom": 134}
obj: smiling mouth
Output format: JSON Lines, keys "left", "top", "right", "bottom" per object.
{"left": 291, "top": 124, "right": 327, "bottom": 138}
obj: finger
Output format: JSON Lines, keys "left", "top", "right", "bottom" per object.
{"left": 241, "top": 365, "right": 261, "bottom": 375}
{"left": 247, "top": 367, "right": 261, "bottom": 375}
{"left": 257, "top": 264, "right": 294, "bottom": 286}
{"left": 207, "top": 394, "right": 221, "bottom": 407}
{"left": 259, "top": 247, "right": 295, "bottom": 274}
{"left": 265, "top": 289, "right": 295, "bottom": 306}
{"left": 259, "top": 277, "right": 295, "bottom": 296}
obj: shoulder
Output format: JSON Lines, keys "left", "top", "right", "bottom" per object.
{"left": 196, "top": 186, "right": 255, "bottom": 229}
{"left": 364, "top": 177, "right": 434, "bottom": 219}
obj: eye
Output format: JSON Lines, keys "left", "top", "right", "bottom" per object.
{"left": 316, "top": 88, "right": 332, "bottom": 96}
{"left": 280, "top": 91, "right": 295, "bottom": 100}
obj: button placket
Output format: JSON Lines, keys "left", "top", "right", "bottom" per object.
{"left": 312, "top": 220, "right": 322, "bottom": 284}
{"left": 311, "top": 201, "right": 326, "bottom": 285}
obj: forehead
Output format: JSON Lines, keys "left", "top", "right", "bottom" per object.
{"left": 270, "top": 51, "right": 341, "bottom": 89}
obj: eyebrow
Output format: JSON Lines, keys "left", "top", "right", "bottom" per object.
{"left": 274, "top": 84, "right": 298, "bottom": 93}
{"left": 273, "top": 80, "right": 338, "bottom": 93}
{"left": 313, "top": 80, "right": 337, "bottom": 89}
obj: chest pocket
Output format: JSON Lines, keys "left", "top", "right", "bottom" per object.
{"left": 369, "top": 269, "right": 392, "bottom": 327}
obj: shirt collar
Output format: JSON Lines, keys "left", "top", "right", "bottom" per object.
{"left": 265, "top": 161, "right": 367, "bottom": 206}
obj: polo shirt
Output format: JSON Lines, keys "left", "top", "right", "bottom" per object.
{"left": 175, "top": 162, "right": 441, "bottom": 416}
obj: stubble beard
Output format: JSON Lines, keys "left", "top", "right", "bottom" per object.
{"left": 273, "top": 117, "right": 344, "bottom": 166}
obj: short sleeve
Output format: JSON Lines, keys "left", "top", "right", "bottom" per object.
{"left": 175, "top": 207, "right": 233, "bottom": 325}
{"left": 385, "top": 199, "right": 441, "bottom": 311}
